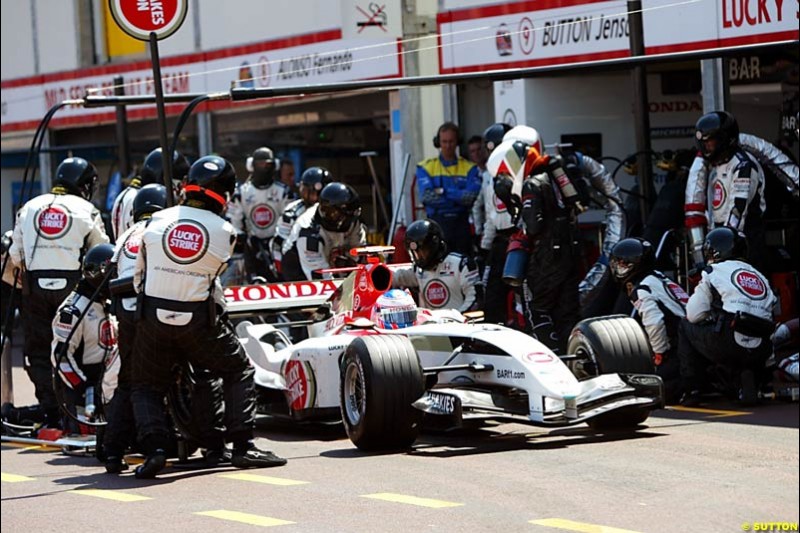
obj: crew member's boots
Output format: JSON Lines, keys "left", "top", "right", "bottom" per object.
{"left": 134, "top": 449, "right": 167, "bottom": 479}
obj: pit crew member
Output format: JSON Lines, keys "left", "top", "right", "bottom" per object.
{"left": 270, "top": 166, "right": 333, "bottom": 277}
{"left": 489, "top": 131, "right": 581, "bottom": 353}
{"left": 51, "top": 243, "right": 118, "bottom": 434}
{"left": 610, "top": 238, "right": 688, "bottom": 402}
{"left": 393, "top": 219, "right": 481, "bottom": 313}
{"left": 110, "top": 148, "right": 189, "bottom": 240}
{"left": 678, "top": 227, "right": 776, "bottom": 406}
{"left": 281, "top": 182, "right": 367, "bottom": 281}
{"left": 129, "top": 155, "right": 286, "bottom": 478}
{"left": 684, "top": 112, "right": 770, "bottom": 272}
{"left": 9, "top": 157, "right": 109, "bottom": 428}
{"left": 227, "top": 147, "right": 291, "bottom": 281}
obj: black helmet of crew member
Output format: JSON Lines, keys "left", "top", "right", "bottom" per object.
{"left": 609, "top": 238, "right": 655, "bottom": 285}
{"left": 703, "top": 226, "right": 747, "bottom": 264}
{"left": 249, "top": 146, "right": 277, "bottom": 189}
{"left": 82, "top": 243, "right": 115, "bottom": 296}
{"left": 183, "top": 155, "right": 237, "bottom": 215}
{"left": 140, "top": 148, "right": 190, "bottom": 186}
{"left": 482, "top": 122, "right": 512, "bottom": 152}
{"left": 694, "top": 111, "right": 740, "bottom": 165}
{"left": 132, "top": 183, "right": 169, "bottom": 223}
{"left": 316, "top": 182, "right": 361, "bottom": 232}
{"left": 299, "top": 166, "right": 333, "bottom": 207}
{"left": 404, "top": 219, "right": 448, "bottom": 271}
{"left": 54, "top": 157, "right": 98, "bottom": 200}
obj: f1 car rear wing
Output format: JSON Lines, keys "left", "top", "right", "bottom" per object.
{"left": 224, "top": 246, "right": 412, "bottom": 317}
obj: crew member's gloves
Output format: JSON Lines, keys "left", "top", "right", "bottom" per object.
{"left": 688, "top": 263, "right": 705, "bottom": 287}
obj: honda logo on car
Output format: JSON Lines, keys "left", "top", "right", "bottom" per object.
{"left": 733, "top": 270, "right": 767, "bottom": 299}
{"left": 225, "top": 279, "right": 339, "bottom": 303}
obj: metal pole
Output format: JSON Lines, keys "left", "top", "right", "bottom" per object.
{"left": 388, "top": 153, "right": 412, "bottom": 244}
{"left": 1, "top": 336, "right": 13, "bottom": 406}
{"left": 701, "top": 58, "right": 729, "bottom": 113}
{"left": 628, "top": 0, "right": 653, "bottom": 222}
{"left": 113, "top": 75, "right": 131, "bottom": 176}
{"left": 360, "top": 151, "right": 391, "bottom": 228}
{"left": 149, "top": 32, "right": 174, "bottom": 207}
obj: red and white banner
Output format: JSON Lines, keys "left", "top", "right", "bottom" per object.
{"left": 643, "top": 0, "right": 798, "bottom": 54}
{"left": 438, "top": 0, "right": 634, "bottom": 74}
{"left": 1, "top": 31, "right": 402, "bottom": 133}
{"left": 437, "top": 0, "right": 799, "bottom": 74}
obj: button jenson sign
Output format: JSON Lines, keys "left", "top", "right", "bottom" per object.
{"left": 108, "top": 0, "right": 188, "bottom": 41}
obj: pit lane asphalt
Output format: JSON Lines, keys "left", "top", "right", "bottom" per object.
{"left": 2, "top": 340, "right": 798, "bottom": 533}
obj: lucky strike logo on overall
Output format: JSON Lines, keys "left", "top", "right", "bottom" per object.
{"left": 123, "top": 234, "right": 141, "bottom": 259}
{"left": 424, "top": 280, "right": 450, "bottom": 307}
{"left": 163, "top": 220, "right": 209, "bottom": 264}
{"left": 98, "top": 318, "right": 117, "bottom": 350}
{"left": 667, "top": 281, "right": 690, "bottom": 304}
{"left": 733, "top": 269, "right": 767, "bottom": 298}
{"left": 711, "top": 181, "right": 727, "bottom": 210}
{"left": 35, "top": 205, "right": 72, "bottom": 239}
{"left": 251, "top": 204, "right": 275, "bottom": 228}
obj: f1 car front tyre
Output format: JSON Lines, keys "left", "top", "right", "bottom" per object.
{"left": 567, "top": 315, "right": 654, "bottom": 378}
{"left": 567, "top": 315, "right": 654, "bottom": 430}
{"left": 340, "top": 335, "right": 424, "bottom": 451}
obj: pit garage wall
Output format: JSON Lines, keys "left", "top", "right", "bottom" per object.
{"left": 440, "top": 0, "right": 798, "bottom": 163}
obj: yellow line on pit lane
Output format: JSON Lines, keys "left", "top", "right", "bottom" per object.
{"left": 218, "top": 473, "right": 309, "bottom": 485}
{"left": 668, "top": 406, "right": 752, "bottom": 418}
{"left": 195, "top": 510, "right": 294, "bottom": 527}
{"left": 71, "top": 489, "right": 152, "bottom": 502}
{"left": 2, "top": 442, "right": 60, "bottom": 452}
{"left": 361, "top": 492, "right": 464, "bottom": 508}
{"left": 2, "top": 472, "right": 35, "bottom": 482}
{"left": 530, "top": 517, "right": 642, "bottom": 532}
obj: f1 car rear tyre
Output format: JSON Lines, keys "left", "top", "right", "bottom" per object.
{"left": 167, "top": 363, "right": 222, "bottom": 450}
{"left": 567, "top": 315, "right": 654, "bottom": 430}
{"left": 340, "top": 335, "right": 424, "bottom": 451}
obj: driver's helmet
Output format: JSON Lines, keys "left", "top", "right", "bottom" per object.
{"left": 371, "top": 289, "right": 418, "bottom": 330}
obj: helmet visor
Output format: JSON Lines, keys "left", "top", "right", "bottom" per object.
{"left": 319, "top": 204, "right": 352, "bottom": 231}
{"left": 380, "top": 305, "right": 417, "bottom": 329}
{"left": 609, "top": 256, "right": 634, "bottom": 282}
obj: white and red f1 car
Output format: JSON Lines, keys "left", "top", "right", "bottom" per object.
{"left": 227, "top": 247, "right": 664, "bottom": 451}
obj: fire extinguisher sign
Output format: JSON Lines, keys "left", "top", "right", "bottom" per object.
{"left": 108, "top": 0, "right": 188, "bottom": 41}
